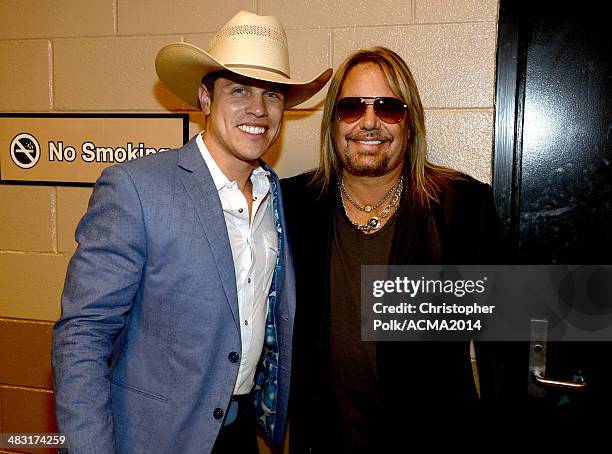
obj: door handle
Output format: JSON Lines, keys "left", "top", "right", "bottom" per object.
{"left": 531, "top": 371, "right": 585, "bottom": 389}
{"left": 528, "top": 319, "right": 586, "bottom": 396}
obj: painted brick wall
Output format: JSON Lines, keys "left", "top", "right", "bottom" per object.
{"left": 0, "top": 1, "right": 499, "bottom": 452}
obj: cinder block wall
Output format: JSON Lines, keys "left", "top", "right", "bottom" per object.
{"left": 0, "top": 1, "right": 499, "bottom": 452}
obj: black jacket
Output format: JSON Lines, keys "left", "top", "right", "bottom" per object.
{"left": 282, "top": 170, "right": 507, "bottom": 451}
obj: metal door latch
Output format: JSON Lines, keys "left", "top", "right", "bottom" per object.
{"left": 528, "top": 319, "right": 586, "bottom": 397}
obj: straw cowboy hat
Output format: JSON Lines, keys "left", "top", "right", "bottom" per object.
{"left": 155, "top": 10, "right": 332, "bottom": 108}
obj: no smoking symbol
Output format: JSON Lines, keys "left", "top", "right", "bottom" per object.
{"left": 10, "top": 133, "right": 41, "bottom": 169}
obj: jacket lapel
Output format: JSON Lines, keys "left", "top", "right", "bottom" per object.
{"left": 389, "top": 188, "right": 428, "bottom": 264}
{"left": 177, "top": 138, "right": 239, "bottom": 329}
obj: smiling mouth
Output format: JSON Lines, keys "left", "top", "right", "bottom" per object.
{"left": 238, "top": 125, "right": 266, "bottom": 135}
{"left": 354, "top": 140, "right": 383, "bottom": 145}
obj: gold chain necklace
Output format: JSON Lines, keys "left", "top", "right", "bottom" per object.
{"left": 339, "top": 175, "right": 403, "bottom": 213}
{"left": 338, "top": 176, "right": 403, "bottom": 231}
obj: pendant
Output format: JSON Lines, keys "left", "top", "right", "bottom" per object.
{"left": 364, "top": 205, "right": 373, "bottom": 212}
{"left": 368, "top": 217, "right": 381, "bottom": 229}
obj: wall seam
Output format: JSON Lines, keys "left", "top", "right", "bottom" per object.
{"left": 0, "top": 21, "right": 501, "bottom": 41}
{"left": 0, "top": 317, "right": 55, "bottom": 326}
{"left": 51, "top": 187, "right": 57, "bottom": 253}
{"left": 0, "top": 384, "right": 53, "bottom": 395}
{"left": 48, "top": 40, "right": 54, "bottom": 111}
{"left": 426, "top": 107, "right": 495, "bottom": 112}
{"left": 330, "top": 28, "right": 335, "bottom": 70}
{"left": 327, "top": 28, "right": 333, "bottom": 69}
{"left": 0, "top": 251, "right": 64, "bottom": 256}
{"left": 278, "top": 21, "right": 497, "bottom": 31}
{"left": 0, "top": 21, "right": 498, "bottom": 41}
{"left": 113, "top": 0, "right": 118, "bottom": 36}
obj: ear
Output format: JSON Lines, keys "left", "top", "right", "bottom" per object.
{"left": 198, "top": 84, "right": 211, "bottom": 116}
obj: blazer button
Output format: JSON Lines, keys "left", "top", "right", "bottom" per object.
{"left": 228, "top": 351, "right": 240, "bottom": 363}
{"left": 213, "top": 408, "right": 224, "bottom": 420}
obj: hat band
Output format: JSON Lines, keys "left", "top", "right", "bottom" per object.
{"left": 225, "top": 63, "right": 289, "bottom": 79}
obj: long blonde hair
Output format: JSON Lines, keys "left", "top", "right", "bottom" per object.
{"left": 312, "top": 47, "right": 463, "bottom": 209}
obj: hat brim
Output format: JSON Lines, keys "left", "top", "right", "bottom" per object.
{"left": 156, "top": 42, "right": 332, "bottom": 108}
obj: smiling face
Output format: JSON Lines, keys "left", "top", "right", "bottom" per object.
{"left": 332, "top": 62, "right": 409, "bottom": 178}
{"left": 199, "top": 73, "right": 285, "bottom": 172}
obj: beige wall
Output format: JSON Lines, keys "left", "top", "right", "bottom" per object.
{"left": 0, "top": 0, "right": 499, "bottom": 450}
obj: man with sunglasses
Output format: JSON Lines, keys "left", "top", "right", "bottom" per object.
{"left": 282, "top": 47, "right": 502, "bottom": 451}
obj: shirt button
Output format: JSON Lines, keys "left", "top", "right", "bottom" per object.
{"left": 213, "top": 408, "right": 224, "bottom": 420}
{"left": 238, "top": 208, "right": 244, "bottom": 213}
{"left": 247, "top": 277, "right": 251, "bottom": 284}
{"left": 228, "top": 351, "right": 239, "bottom": 363}
{"left": 244, "top": 320, "right": 248, "bottom": 326}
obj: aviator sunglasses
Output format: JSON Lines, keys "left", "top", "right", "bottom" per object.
{"left": 335, "top": 97, "right": 408, "bottom": 124}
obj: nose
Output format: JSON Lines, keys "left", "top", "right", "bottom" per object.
{"left": 246, "top": 93, "right": 268, "bottom": 118}
{"left": 359, "top": 103, "right": 380, "bottom": 131}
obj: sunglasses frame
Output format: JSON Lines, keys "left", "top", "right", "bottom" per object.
{"left": 335, "top": 96, "right": 408, "bottom": 124}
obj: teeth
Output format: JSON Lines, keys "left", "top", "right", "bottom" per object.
{"left": 356, "top": 140, "right": 383, "bottom": 145}
{"left": 238, "top": 125, "right": 265, "bottom": 135}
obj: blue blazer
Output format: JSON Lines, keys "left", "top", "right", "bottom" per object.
{"left": 52, "top": 137, "right": 296, "bottom": 453}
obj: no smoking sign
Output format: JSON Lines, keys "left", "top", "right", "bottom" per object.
{"left": 1, "top": 114, "right": 187, "bottom": 184}
{"left": 10, "top": 133, "right": 40, "bottom": 169}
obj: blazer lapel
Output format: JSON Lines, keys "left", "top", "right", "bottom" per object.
{"left": 177, "top": 138, "right": 239, "bottom": 329}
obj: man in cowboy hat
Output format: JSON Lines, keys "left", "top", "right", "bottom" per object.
{"left": 52, "top": 10, "right": 331, "bottom": 454}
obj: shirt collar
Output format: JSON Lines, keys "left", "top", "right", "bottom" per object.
{"left": 196, "top": 132, "right": 269, "bottom": 192}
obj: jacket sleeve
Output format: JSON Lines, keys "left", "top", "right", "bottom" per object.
{"left": 52, "top": 165, "right": 146, "bottom": 454}
{"left": 470, "top": 183, "right": 528, "bottom": 406}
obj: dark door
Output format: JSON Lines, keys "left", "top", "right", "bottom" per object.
{"left": 493, "top": 0, "right": 612, "bottom": 423}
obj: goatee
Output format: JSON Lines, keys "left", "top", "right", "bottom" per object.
{"left": 340, "top": 142, "right": 390, "bottom": 177}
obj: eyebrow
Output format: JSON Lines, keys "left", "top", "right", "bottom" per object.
{"left": 222, "top": 81, "right": 286, "bottom": 95}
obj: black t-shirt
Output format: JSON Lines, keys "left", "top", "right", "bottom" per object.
{"left": 328, "top": 202, "right": 397, "bottom": 453}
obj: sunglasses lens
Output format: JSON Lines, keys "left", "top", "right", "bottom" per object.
{"left": 336, "top": 97, "right": 407, "bottom": 123}
{"left": 374, "top": 98, "right": 406, "bottom": 123}
{"left": 336, "top": 98, "right": 365, "bottom": 123}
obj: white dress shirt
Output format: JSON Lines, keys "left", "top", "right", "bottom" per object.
{"left": 196, "top": 133, "right": 278, "bottom": 395}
